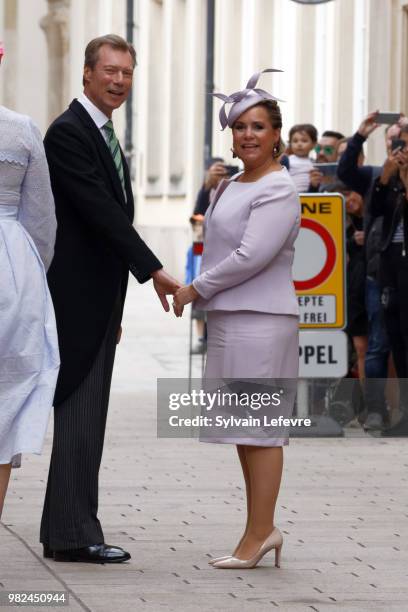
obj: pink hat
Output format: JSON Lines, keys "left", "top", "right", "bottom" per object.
{"left": 212, "top": 68, "right": 284, "bottom": 130}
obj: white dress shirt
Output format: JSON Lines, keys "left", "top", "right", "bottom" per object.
{"left": 77, "top": 93, "right": 110, "bottom": 143}
{"left": 77, "top": 93, "right": 127, "bottom": 202}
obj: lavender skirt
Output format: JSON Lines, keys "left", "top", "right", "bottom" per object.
{"left": 201, "top": 310, "right": 299, "bottom": 446}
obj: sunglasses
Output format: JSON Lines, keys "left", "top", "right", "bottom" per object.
{"left": 315, "top": 145, "right": 335, "bottom": 155}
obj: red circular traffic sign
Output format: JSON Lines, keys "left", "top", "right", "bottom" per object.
{"left": 294, "top": 218, "right": 336, "bottom": 291}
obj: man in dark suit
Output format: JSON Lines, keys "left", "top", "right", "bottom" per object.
{"left": 40, "top": 34, "right": 179, "bottom": 563}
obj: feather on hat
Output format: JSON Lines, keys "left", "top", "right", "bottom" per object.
{"left": 212, "top": 68, "right": 284, "bottom": 130}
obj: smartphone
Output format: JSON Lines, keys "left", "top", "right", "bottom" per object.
{"left": 391, "top": 138, "right": 406, "bottom": 152}
{"left": 224, "top": 164, "right": 240, "bottom": 178}
{"left": 376, "top": 112, "right": 401, "bottom": 125}
{"left": 313, "top": 162, "right": 338, "bottom": 177}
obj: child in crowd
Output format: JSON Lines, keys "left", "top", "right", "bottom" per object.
{"left": 282, "top": 124, "right": 318, "bottom": 192}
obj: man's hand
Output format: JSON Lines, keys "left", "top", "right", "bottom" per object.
{"left": 358, "top": 111, "right": 380, "bottom": 139}
{"left": 354, "top": 230, "right": 364, "bottom": 246}
{"left": 309, "top": 168, "right": 323, "bottom": 189}
{"left": 204, "top": 162, "right": 228, "bottom": 190}
{"left": 172, "top": 284, "right": 200, "bottom": 318}
{"left": 398, "top": 114, "right": 408, "bottom": 128}
{"left": 151, "top": 269, "right": 182, "bottom": 312}
{"left": 397, "top": 150, "right": 408, "bottom": 194}
{"left": 380, "top": 149, "right": 401, "bottom": 185}
{"left": 395, "top": 148, "right": 408, "bottom": 167}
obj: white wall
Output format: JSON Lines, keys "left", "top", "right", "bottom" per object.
{"left": 0, "top": 0, "right": 48, "bottom": 131}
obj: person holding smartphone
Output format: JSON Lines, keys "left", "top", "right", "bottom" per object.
{"left": 369, "top": 124, "right": 408, "bottom": 436}
{"left": 308, "top": 130, "right": 344, "bottom": 192}
{"left": 337, "top": 112, "right": 390, "bottom": 431}
{"left": 193, "top": 159, "right": 228, "bottom": 216}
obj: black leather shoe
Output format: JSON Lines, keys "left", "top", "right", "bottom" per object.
{"left": 53, "top": 543, "right": 131, "bottom": 563}
{"left": 43, "top": 544, "right": 54, "bottom": 559}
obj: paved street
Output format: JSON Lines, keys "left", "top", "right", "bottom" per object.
{"left": 1, "top": 279, "right": 407, "bottom": 612}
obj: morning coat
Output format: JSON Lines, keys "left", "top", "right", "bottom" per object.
{"left": 45, "top": 99, "right": 162, "bottom": 406}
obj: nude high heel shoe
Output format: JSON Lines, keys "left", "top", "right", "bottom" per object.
{"left": 208, "top": 555, "right": 231, "bottom": 565}
{"left": 208, "top": 534, "right": 246, "bottom": 564}
{"left": 212, "top": 527, "right": 283, "bottom": 569}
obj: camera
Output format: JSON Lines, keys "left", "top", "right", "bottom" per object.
{"left": 391, "top": 138, "right": 406, "bottom": 152}
{"left": 223, "top": 164, "right": 240, "bottom": 178}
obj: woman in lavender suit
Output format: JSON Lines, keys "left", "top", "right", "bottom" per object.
{"left": 173, "top": 70, "right": 300, "bottom": 569}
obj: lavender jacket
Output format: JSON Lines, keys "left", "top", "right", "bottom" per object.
{"left": 192, "top": 168, "right": 300, "bottom": 315}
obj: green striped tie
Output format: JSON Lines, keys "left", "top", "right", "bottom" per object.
{"left": 103, "top": 120, "right": 126, "bottom": 197}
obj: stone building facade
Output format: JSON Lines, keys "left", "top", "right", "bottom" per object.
{"left": 1, "top": 0, "right": 407, "bottom": 274}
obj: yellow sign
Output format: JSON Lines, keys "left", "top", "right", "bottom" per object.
{"left": 293, "top": 194, "right": 346, "bottom": 329}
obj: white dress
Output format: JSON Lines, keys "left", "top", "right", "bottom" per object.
{"left": 0, "top": 106, "right": 60, "bottom": 467}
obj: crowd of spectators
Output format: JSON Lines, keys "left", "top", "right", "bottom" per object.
{"left": 189, "top": 112, "right": 408, "bottom": 436}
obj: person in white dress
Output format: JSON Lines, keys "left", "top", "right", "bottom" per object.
{"left": 0, "top": 45, "right": 60, "bottom": 518}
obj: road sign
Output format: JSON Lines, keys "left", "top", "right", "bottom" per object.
{"left": 293, "top": 194, "right": 346, "bottom": 329}
{"left": 299, "top": 330, "right": 348, "bottom": 378}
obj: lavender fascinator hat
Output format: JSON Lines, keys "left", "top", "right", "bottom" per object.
{"left": 212, "top": 68, "right": 284, "bottom": 130}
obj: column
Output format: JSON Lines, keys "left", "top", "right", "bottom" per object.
{"left": 331, "top": 0, "right": 355, "bottom": 136}
{"left": 40, "top": 0, "right": 71, "bottom": 123}
{"left": 351, "top": 0, "right": 369, "bottom": 131}
{"left": 212, "top": 0, "right": 242, "bottom": 161}
{"left": 183, "top": 0, "right": 206, "bottom": 199}
{"left": 145, "top": 0, "right": 164, "bottom": 196}
{"left": 401, "top": 1, "right": 408, "bottom": 115}
{"left": 293, "top": 2, "right": 316, "bottom": 126}
{"left": 366, "top": 0, "right": 393, "bottom": 164}
{"left": 1, "top": 0, "right": 17, "bottom": 109}
{"left": 167, "top": 0, "right": 186, "bottom": 196}
{"left": 252, "top": 0, "right": 274, "bottom": 73}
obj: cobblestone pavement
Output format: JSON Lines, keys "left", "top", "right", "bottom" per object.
{"left": 1, "top": 281, "right": 407, "bottom": 612}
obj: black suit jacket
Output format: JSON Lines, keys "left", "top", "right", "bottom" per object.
{"left": 46, "top": 99, "right": 162, "bottom": 406}
{"left": 369, "top": 174, "right": 408, "bottom": 253}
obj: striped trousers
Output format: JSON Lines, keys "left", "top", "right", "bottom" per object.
{"left": 40, "top": 296, "right": 122, "bottom": 550}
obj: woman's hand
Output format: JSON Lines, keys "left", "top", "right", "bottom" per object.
{"left": 204, "top": 162, "right": 228, "bottom": 190}
{"left": 358, "top": 111, "right": 379, "bottom": 139}
{"left": 172, "top": 284, "right": 200, "bottom": 317}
